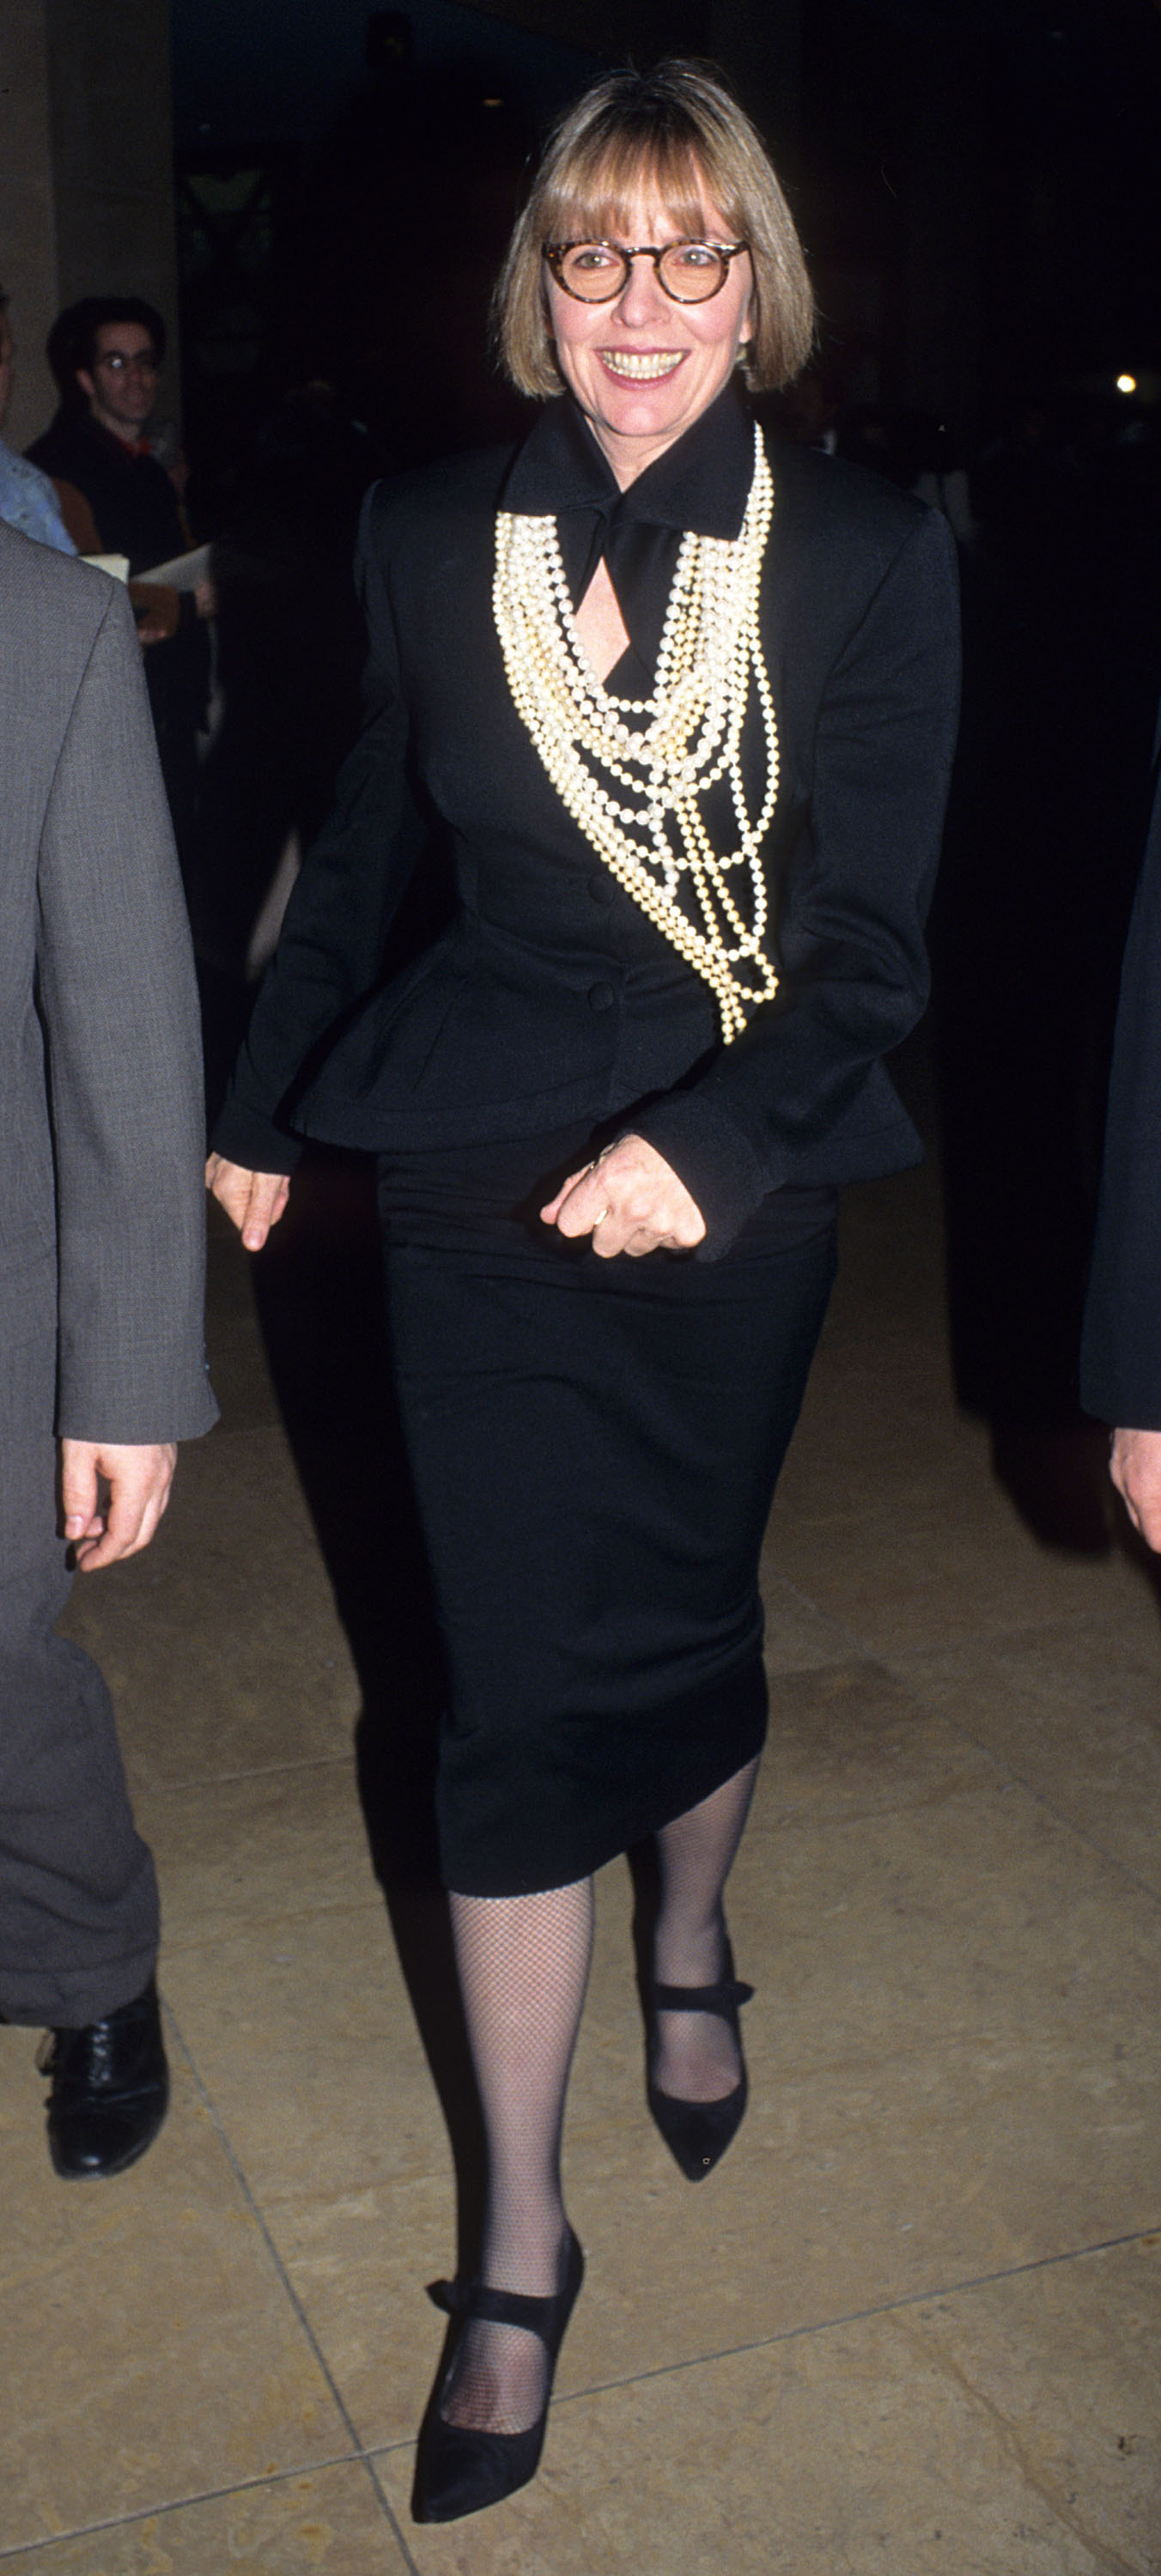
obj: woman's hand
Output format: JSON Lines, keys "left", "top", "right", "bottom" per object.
{"left": 205, "top": 1154, "right": 290, "bottom": 1252}
{"left": 541, "top": 1134, "right": 705, "bottom": 1259}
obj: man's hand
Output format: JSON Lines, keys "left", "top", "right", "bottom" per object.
{"left": 205, "top": 1154, "right": 290, "bottom": 1251}
{"left": 60, "top": 1439, "right": 177, "bottom": 1572}
{"left": 1109, "top": 1426, "right": 1161, "bottom": 1551}
{"left": 127, "top": 580, "right": 179, "bottom": 645}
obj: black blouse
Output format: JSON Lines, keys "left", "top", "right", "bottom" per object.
{"left": 506, "top": 380, "right": 754, "bottom": 694}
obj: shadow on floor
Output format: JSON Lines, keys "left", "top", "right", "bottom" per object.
{"left": 246, "top": 1147, "right": 487, "bottom": 2271}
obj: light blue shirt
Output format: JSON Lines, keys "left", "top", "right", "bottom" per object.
{"left": 0, "top": 437, "right": 76, "bottom": 552}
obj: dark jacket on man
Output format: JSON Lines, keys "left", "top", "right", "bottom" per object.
{"left": 27, "top": 405, "right": 209, "bottom": 857}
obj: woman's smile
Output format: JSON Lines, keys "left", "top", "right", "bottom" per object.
{"left": 598, "top": 349, "right": 686, "bottom": 381}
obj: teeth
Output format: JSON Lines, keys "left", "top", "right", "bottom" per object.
{"left": 601, "top": 351, "right": 683, "bottom": 380}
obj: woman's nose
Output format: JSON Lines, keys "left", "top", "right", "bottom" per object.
{"left": 615, "top": 252, "right": 671, "bottom": 325}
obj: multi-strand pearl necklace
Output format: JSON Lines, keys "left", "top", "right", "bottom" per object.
{"left": 494, "top": 424, "right": 779, "bottom": 1043}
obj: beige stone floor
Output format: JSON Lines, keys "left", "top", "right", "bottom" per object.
{"left": 3, "top": 1154, "right": 1161, "bottom": 2573}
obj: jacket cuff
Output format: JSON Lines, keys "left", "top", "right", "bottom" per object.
{"left": 629, "top": 1094, "right": 770, "bottom": 1259}
{"left": 56, "top": 1379, "right": 220, "bottom": 1444}
{"left": 211, "top": 1091, "right": 304, "bottom": 1176}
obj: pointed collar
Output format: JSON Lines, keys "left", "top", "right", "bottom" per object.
{"left": 500, "top": 382, "right": 756, "bottom": 539}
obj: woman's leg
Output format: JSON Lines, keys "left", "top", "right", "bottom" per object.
{"left": 651, "top": 1754, "right": 759, "bottom": 2100}
{"left": 440, "top": 1875, "right": 594, "bottom": 2433}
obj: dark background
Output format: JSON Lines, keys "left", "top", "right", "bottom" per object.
{"left": 168, "top": 0, "right": 1161, "bottom": 486}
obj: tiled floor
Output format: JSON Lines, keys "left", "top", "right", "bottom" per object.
{"left": 3, "top": 1146, "right": 1160, "bottom": 2573}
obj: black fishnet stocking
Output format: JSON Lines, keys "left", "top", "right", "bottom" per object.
{"left": 439, "top": 1877, "right": 593, "bottom": 2435}
{"left": 651, "top": 1756, "right": 759, "bottom": 2101}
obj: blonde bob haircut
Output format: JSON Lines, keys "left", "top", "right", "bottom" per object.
{"left": 495, "top": 59, "right": 814, "bottom": 400}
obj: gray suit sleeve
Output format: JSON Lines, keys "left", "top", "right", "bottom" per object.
{"left": 35, "top": 580, "right": 218, "bottom": 1441}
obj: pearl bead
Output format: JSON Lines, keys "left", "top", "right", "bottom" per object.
{"left": 494, "top": 428, "right": 780, "bottom": 1043}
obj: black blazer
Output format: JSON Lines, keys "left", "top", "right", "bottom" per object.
{"left": 1081, "top": 714, "right": 1161, "bottom": 1423}
{"left": 216, "top": 409, "right": 961, "bottom": 1255}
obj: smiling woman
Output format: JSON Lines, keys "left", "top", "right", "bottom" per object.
{"left": 495, "top": 56, "right": 814, "bottom": 406}
{"left": 208, "top": 55, "right": 960, "bottom": 2531}
{"left": 542, "top": 191, "right": 755, "bottom": 487}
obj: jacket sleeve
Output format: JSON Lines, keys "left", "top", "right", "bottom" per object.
{"left": 632, "top": 505, "right": 961, "bottom": 1254}
{"left": 212, "top": 482, "right": 428, "bottom": 1173}
{"left": 1080, "top": 738, "right": 1161, "bottom": 1425}
{"left": 35, "top": 578, "right": 217, "bottom": 1442}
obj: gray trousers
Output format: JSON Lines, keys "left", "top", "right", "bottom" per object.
{"left": 0, "top": 1435, "right": 159, "bottom": 2026}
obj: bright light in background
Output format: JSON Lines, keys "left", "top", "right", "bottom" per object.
{"left": 1116, "top": 373, "right": 1138, "bottom": 394}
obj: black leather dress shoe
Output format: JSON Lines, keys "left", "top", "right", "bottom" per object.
{"left": 40, "top": 1978, "right": 169, "bottom": 2178}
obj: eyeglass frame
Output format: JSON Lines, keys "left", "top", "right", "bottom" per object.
{"left": 93, "top": 349, "right": 160, "bottom": 377}
{"left": 543, "top": 240, "right": 751, "bottom": 306}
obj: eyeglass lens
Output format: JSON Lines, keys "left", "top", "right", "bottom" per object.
{"left": 553, "top": 243, "right": 734, "bottom": 303}
{"left": 99, "top": 352, "right": 159, "bottom": 375}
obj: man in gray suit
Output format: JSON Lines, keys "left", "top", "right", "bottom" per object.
{"left": 1, "top": 519, "right": 216, "bottom": 2176}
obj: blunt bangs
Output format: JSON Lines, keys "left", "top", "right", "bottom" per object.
{"left": 544, "top": 131, "right": 730, "bottom": 256}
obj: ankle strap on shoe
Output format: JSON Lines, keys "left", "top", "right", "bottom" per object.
{"left": 650, "top": 1976, "right": 754, "bottom": 2015}
{"left": 429, "top": 2276, "right": 559, "bottom": 2340}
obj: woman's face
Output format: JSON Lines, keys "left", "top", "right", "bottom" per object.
{"left": 545, "top": 178, "right": 754, "bottom": 489}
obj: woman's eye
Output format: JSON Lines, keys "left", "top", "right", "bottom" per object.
{"left": 673, "top": 244, "right": 714, "bottom": 267}
{"left": 574, "top": 246, "right": 616, "bottom": 270}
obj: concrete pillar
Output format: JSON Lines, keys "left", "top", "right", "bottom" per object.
{"left": 0, "top": 0, "right": 179, "bottom": 452}
{"left": 0, "top": 0, "right": 60, "bottom": 447}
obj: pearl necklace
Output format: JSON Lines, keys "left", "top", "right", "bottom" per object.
{"left": 494, "top": 424, "right": 779, "bottom": 1042}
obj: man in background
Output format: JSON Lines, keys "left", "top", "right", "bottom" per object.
{"left": 0, "top": 519, "right": 216, "bottom": 2177}
{"left": 28, "top": 295, "right": 210, "bottom": 875}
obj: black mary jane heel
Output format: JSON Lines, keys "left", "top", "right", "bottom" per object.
{"left": 411, "top": 2227, "right": 585, "bottom": 2524}
{"left": 646, "top": 1944, "right": 754, "bottom": 2181}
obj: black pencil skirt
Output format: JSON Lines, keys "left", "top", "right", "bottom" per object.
{"left": 379, "top": 1126, "right": 836, "bottom": 1896}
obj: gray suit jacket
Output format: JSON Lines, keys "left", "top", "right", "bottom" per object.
{"left": 0, "top": 521, "right": 216, "bottom": 1442}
